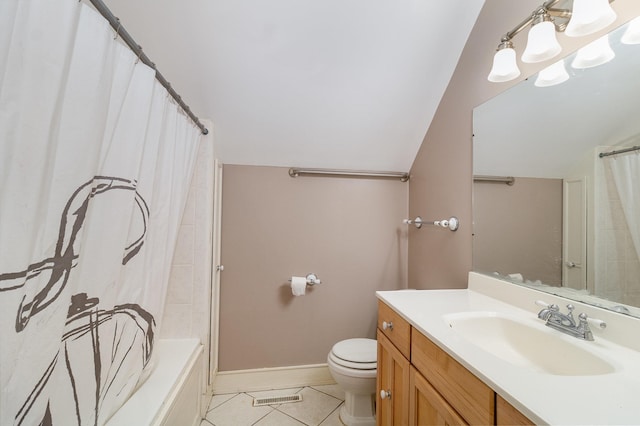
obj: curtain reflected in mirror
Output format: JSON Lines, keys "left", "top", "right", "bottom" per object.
{"left": 473, "top": 18, "right": 640, "bottom": 317}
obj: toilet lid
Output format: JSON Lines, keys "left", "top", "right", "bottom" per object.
{"left": 331, "top": 338, "right": 377, "bottom": 364}
{"left": 329, "top": 352, "right": 377, "bottom": 370}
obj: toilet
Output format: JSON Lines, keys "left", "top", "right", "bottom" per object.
{"left": 327, "top": 338, "right": 377, "bottom": 426}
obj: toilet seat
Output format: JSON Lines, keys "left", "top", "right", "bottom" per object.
{"left": 329, "top": 338, "right": 377, "bottom": 370}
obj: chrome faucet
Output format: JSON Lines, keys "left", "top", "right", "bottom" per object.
{"left": 535, "top": 301, "right": 606, "bottom": 341}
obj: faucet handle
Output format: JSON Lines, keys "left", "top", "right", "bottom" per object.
{"left": 535, "top": 300, "right": 559, "bottom": 321}
{"left": 579, "top": 313, "right": 607, "bottom": 329}
{"left": 566, "top": 304, "right": 575, "bottom": 320}
{"left": 577, "top": 313, "right": 594, "bottom": 341}
{"left": 535, "top": 300, "right": 550, "bottom": 308}
{"left": 535, "top": 300, "right": 559, "bottom": 311}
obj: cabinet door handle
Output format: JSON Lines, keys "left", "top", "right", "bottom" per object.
{"left": 382, "top": 321, "right": 393, "bottom": 331}
{"left": 380, "top": 389, "right": 392, "bottom": 400}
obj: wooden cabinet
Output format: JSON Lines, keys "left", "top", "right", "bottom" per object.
{"left": 377, "top": 330, "right": 410, "bottom": 426}
{"left": 496, "top": 395, "right": 535, "bottom": 426}
{"left": 411, "top": 328, "right": 494, "bottom": 425}
{"left": 377, "top": 300, "right": 411, "bottom": 359}
{"left": 377, "top": 300, "right": 533, "bottom": 426}
{"left": 409, "top": 366, "right": 466, "bottom": 426}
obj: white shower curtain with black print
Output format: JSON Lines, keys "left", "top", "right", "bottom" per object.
{"left": 608, "top": 150, "right": 640, "bottom": 264}
{"left": 0, "top": 1, "right": 201, "bottom": 425}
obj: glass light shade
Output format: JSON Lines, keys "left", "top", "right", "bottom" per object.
{"left": 488, "top": 47, "right": 521, "bottom": 83}
{"left": 522, "top": 21, "right": 562, "bottom": 63}
{"left": 535, "top": 60, "right": 569, "bottom": 87}
{"left": 566, "top": 0, "right": 617, "bottom": 37}
{"left": 571, "top": 35, "right": 615, "bottom": 69}
{"left": 621, "top": 16, "right": 640, "bottom": 45}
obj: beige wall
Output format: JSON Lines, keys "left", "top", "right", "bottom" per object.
{"left": 473, "top": 178, "right": 563, "bottom": 285}
{"left": 219, "top": 165, "right": 408, "bottom": 371}
{"left": 408, "top": 0, "right": 640, "bottom": 290}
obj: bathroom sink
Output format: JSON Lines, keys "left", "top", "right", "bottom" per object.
{"left": 443, "top": 311, "right": 615, "bottom": 376}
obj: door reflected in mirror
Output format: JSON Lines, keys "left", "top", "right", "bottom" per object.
{"left": 473, "top": 17, "right": 640, "bottom": 317}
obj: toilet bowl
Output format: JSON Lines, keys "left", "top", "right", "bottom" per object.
{"left": 327, "top": 338, "right": 377, "bottom": 426}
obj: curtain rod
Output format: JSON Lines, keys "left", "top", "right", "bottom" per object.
{"left": 599, "top": 145, "right": 640, "bottom": 158}
{"left": 473, "top": 175, "right": 515, "bottom": 185}
{"left": 88, "top": 0, "right": 209, "bottom": 135}
{"left": 288, "top": 168, "right": 410, "bottom": 182}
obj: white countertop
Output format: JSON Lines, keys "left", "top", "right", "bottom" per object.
{"left": 377, "top": 273, "right": 640, "bottom": 425}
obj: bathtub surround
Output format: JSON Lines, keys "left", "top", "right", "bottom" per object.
{"left": 161, "top": 120, "right": 218, "bottom": 401}
{"left": 596, "top": 148, "right": 640, "bottom": 305}
{"left": 218, "top": 165, "right": 408, "bottom": 371}
{"left": 106, "top": 339, "right": 204, "bottom": 426}
{"left": 0, "top": 2, "right": 200, "bottom": 424}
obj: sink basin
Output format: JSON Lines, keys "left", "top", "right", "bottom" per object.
{"left": 443, "top": 311, "right": 615, "bottom": 376}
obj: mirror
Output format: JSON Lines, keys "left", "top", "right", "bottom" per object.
{"left": 473, "top": 18, "right": 640, "bottom": 317}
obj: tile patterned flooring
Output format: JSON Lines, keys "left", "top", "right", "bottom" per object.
{"left": 200, "top": 385, "right": 346, "bottom": 426}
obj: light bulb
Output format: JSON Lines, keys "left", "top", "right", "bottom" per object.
{"left": 488, "top": 42, "right": 521, "bottom": 83}
{"left": 535, "top": 60, "right": 569, "bottom": 87}
{"left": 621, "top": 16, "right": 640, "bottom": 45}
{"left": 571, "top": 35, "right": 615, "bottom": 69}
{"left": 566, "top": 0, "right": 617, "bottom": 38}
{"left": 522, "top": 20, "right": 562, "bottom": 63}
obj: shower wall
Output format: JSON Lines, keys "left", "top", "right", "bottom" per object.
{"left": 595, "top": 150, "right": 640, "bottom": 306}
{"left": 160, "top": 125, "right": 216, "bottom": 379}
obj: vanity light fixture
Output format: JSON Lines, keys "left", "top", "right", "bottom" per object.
{"left": 488, "top": 40, "right": 521, "bottom": 82}
{"left": 565, "top": 0, "right": 617, "bottom": 37}
{"left": 521, "top": 9, "right": 562, "bottom": 63}
{"left": 488, "top": 0, "right": 617, "bottom": 83}
{"left": 534, "top": 59, "right": 570, "bottom": 87}
{"left": 621, "top": 16, "right": 640, "bottom": 44}
{"left": 571, "top": 34, "right": 615, "bottom": 69}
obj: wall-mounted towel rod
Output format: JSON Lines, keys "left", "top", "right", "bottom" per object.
{"left": 404, "top": 216, "right": 459, "bottom": 231}
{"left": 473, "top": 175, "right": 515, "bottom": 185}
{"left": 289, "top": 168, "right": 409, "bottom": 182}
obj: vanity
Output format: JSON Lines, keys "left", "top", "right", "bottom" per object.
{"left": 376, "top": 272, "right": 640, "bottom": 425}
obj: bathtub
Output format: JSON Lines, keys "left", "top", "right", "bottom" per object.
{"left": 106, "top": 338, "right": 205, "bottom": 426}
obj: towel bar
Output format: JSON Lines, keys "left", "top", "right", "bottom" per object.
{"left": 403, "top": 216, "right": 459, "bottom": 231}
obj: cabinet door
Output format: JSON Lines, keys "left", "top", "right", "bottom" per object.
{"left": 496, "top": 395, "right": 534, "bottom": 426}
{"left": 409, "top": 366, "right": 467, "bottom": 426}
{"left": 377, "top": 330, "right": 410, "bottom": 426}
{"left": 411, "top": 329, "right": 494, "bottom": 425}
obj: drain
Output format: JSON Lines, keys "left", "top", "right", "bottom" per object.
{"left": 252, "top": 394, "right": 303, "bottom": 407}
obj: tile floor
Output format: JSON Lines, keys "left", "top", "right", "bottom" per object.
{"left": 201, "top": 384, "right": 347, "bottom": 426}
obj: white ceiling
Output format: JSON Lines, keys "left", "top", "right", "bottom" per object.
{"left": 103, "top": 0, "right": 484, "bottom": 171}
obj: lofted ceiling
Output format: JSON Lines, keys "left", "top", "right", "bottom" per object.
{"left": 103, "top": 0, "right": 485, "bottom": 171}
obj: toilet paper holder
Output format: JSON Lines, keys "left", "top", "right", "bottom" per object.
{"left": 288, "top": 273, "right": 322, "bottom": 286}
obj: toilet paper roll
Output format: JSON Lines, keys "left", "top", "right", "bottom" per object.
{"left": 291, "top": 276, "right": 307, "bottom": 296}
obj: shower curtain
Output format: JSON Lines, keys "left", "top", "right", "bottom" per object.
{"left": 0, "top": 1, "right": 201, "bottom": 425}
{"left": 609, "top": 151, "right": 640, "bottom": 263}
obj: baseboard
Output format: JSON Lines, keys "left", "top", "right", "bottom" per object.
{"left": 212, "top": 363, "right": 335, "bottom": 394}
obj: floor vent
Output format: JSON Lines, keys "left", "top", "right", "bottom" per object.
{"left": 252, "top": 394, "right": 303, "bottom": 407}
